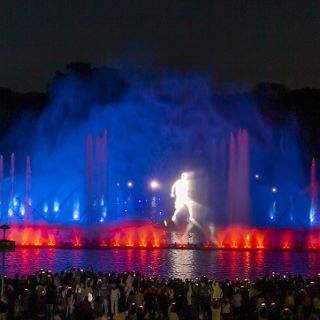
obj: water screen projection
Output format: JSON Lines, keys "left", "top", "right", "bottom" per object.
{"left": 0, "top": 63, "right": 318, "bottom": 249}
{"left": 171, "top": 172, "right": 194, "bottom": 223}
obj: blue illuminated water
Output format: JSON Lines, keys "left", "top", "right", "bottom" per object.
{"left": 3, "top": 248, "right": 320, "bottom": 280}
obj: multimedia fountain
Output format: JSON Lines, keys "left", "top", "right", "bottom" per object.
{"left": 1, "top": 126, "right": 320, "bottom": 251}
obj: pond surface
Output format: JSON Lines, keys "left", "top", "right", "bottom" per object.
{"left": 3, "top": 248, "right": 320, "bottom": 279}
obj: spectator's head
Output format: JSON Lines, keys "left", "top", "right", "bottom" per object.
{"left": 280, "top": 307, "right": 292, "bottom": 320}
{"left": 259, "top": 304, "right": 268, "bottom": 319}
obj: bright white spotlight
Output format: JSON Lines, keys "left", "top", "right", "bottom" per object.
{"left": 102, "top": 208, "right": 107, "bottom": 218}
{"left": 73, "top": 201, "right": 80, "bottom": 220}
{"left": 150, "top": 180, "right": 160, "bottom": 190}
{"left": 310, "top": 206, "right": 315, "bottom": 224}
{"left": 13, "top": 197, "right": 18, "bottom": 207}
{"left": 127, "top": 181, "right": 133, "bottom": 188}
{"left": 73, "top": 211, "right": 79, "bottom": 221}
{"left": 53, "top": 200, "right": 60, "bottom": 213}
{"left": 272, "top": 187, "right": 277, "bottom": 193}
{"left": 171, "top": 172, "right": 193, "bottom": 222}
{"left": 43, "top": 202, "right": 49, "bottom": 214}
{"left": 20, "top": 204, "right": 25, "bottom": 216}
{"left": 254, "top": 173, "right": 260, "bottom": 179}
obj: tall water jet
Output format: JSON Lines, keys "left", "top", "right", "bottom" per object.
{"left": 25, "top": 155, "right": 32, "bottom": 222}
{"left": 86, "top": 130, "right": 108, "bottom": 223}
{"left": 86, "top": 133, "right": 94, "bottom": 221}
{"left": 236, "top": 129, "right": 250, "bottom": 225}
{"left": 227, "top": 130, "right": 250, "bottom": 226}
{"left": 10, "top": 153, "right": 15, "bottom": 200}
{"left": 227, "top": 133, "right": 236, "bottom": 224}
{"left": 101, "top": 129, "right": 108, "bottom": 203}
{"left": 310, "top": 158, "right": 317, "bottom": 225}
{"left": 217, "top": 137, "right": 228, "bottom": 215}
{"left": 219, "top": 136, "right": 227, "bottom": 185}
{"left": 0, "top": 155, "right": 3, "bottom": 216}
{"left": 95, "top": 136, "right": 102, "bottom": 204}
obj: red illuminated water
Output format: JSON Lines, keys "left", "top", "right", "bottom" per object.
{"left": 6, "top": 223, "right": 320, "bottom": 251}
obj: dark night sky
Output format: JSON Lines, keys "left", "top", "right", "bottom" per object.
{"left": 0, "top": 0, "right": 319, "bottom": 92}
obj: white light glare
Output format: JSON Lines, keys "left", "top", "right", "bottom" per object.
{"left": 43, "top": 202, "right": 49, "bottom": 213}
{"left": 20, "top": 204, "right": 25, "bottom": 216}
{"left": 53, "top": 200, "right": 60, "bottom": 213}
{"left": 150, "top": 180, "right": 160, "bottom": 190}
{"left": 310, "top": 207, "right": 315, "bottom": 224}
{"left": 13, "top": 197, "right": 18, "bottom": 207}
{"left": 73, "top": 201, "right": 80, "bottom": 220}
{"left": 127, "top": 181, "right": 133, "bottom": 188}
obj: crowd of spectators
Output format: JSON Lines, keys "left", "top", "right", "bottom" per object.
{"left": 0, "top": 268, "right": 320, "bottom": 319}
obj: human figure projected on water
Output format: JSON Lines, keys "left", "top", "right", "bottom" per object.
{"left": 171, "top": 172, "right": 194, "bottom": 222}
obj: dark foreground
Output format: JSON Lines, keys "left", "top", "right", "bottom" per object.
{"left": 0, "top": 268, "right": 320, "bottom": 319}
